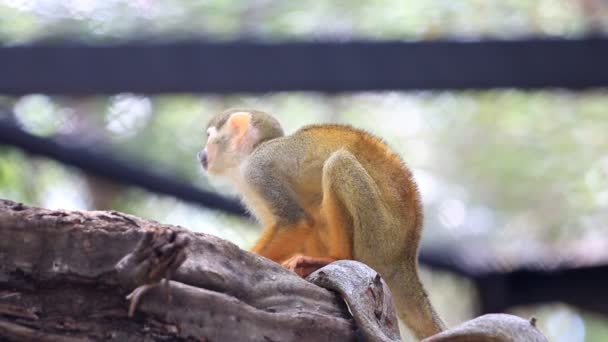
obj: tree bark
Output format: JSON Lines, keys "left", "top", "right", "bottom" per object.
{"left": 0, "top": 199, "right": 548, "bottom": 341}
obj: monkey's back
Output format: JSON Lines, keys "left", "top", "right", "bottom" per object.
{"left": 249, "top": 123, "right": 422, "bottom": 241}
{"left": 293, "top": 124, "right": 422, "bottom": 230}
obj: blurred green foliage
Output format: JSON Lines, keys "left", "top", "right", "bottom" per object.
{"left": 1, "top": 0, "right": 606, "bottom": 43}
{"left": 1, "top": 1, "right": 607, "bottom": 341}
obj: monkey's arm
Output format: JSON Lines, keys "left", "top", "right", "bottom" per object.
{"left": 244, "top": 159, "right": 320, "bottom": 263}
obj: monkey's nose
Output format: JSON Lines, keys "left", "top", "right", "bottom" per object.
{"left": 197, "top": 150, "right": 208, "bottom": 170}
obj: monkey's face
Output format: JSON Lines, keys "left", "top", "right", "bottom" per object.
{"left": 199, "top": 126, "right": 234, "bottom": 175}
{"left": 199, "top": 112, "right": 258, "bottom": 176}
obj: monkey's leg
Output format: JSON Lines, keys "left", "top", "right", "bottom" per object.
{"left": 251, "top": 221, "right": 316, "bottom": 263}
{"left": 321, "top": 150, "right": 389, "bottom": 268}
{"left": 282, "top": 254, "right": 336, "bottom": 277}
{"left": 324, "top": 150, "right": 445, "bottom": 338}
{"left": 281, "top": 149, "right": 366, "bottom": 277}
{"left": 320, "top": 151, "right": 358, "bottom": 261}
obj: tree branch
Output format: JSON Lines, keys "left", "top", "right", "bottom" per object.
{"left": 0, "top": 199, "right": 548, "bottom": 341}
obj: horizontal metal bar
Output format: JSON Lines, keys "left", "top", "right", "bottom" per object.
{"left": 1, "top": 38, "right": 607, "bottom": 94}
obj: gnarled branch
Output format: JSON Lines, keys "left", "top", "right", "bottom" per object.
{"left": 0, "top": 199, "right": 547, "bottom": 341}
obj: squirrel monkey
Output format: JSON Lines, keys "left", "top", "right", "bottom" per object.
{"left": 198, "top": 108, "right": 445, "bottom": 339}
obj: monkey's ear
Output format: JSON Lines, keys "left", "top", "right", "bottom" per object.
{"left": 227, "top": 111, "right": 252, "bottom": 141}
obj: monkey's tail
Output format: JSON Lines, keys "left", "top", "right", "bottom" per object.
{"left": 384, "top": 264, "right": 445, "bottom": 340}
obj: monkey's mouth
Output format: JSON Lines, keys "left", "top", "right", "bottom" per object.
{"left": 197, "top": 150, "right": 209, "bottom": 170}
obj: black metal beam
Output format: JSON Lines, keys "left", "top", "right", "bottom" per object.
{"left": 0, "top": 118, "right": 248, "bottom": 217}
{"left": 1, "top": 38, "right": 608, "bottom": 94}
{"left": 420, "top": 246, "right": 608, "bottom": 316}
{"left": 476, "top": 264, "right": 608, "bottom": 316}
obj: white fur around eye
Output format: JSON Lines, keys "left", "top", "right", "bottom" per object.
{"left": 207, "top": 127, "right": 218, "bottom": 139}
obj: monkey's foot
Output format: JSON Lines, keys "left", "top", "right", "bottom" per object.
{"left": 115, "top": 229, "right": 190, "bottom": 316}
{"left": 282, "top": 255, "right": 336, "bottom": 278}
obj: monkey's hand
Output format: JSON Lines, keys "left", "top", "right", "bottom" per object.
{"left": 282, "top": 254, "right": 336, "bottom": 278}
{"left": 114, "top": 229, "right": 190, "bottom": 317}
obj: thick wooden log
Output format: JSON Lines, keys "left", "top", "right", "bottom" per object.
{"left": 0, "top": 199, "right": 356, "bottom": 341}
{"left": 0, "top": 199, "right": 548, "bottom": 341}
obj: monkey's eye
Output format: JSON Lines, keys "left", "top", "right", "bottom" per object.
{"left": 206, "top": 127, "right": 218, "bottom": 139}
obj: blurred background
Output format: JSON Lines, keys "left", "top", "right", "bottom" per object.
{"left": 1, "top": 1, "right": 608, "bottom": 341}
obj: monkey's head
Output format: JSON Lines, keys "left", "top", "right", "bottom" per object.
{"left": 198, "top": 108, "right": 284, "bottom": 175}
